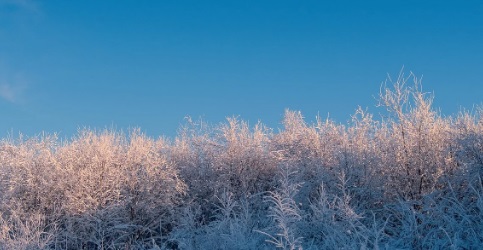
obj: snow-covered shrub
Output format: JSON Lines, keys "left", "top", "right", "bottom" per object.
{"left": 258, "top": 165, "right": 303, "bottom": 250}
{"left": 0, "top": 129, "right": 185, "bottom": 249}
{"left": 0, "top": 71, "right": 481, "bottom": 249}
{"left": 377, "top": 71, "right": 455, "bottom": 200}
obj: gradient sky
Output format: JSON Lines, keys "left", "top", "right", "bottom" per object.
{"left": 1, "top": 0, "right": 482, "bottom": 138}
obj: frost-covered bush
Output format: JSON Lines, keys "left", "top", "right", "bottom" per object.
{"left": 0, "top": 71, "right": 482, "bottom": 249}
{"left": 0, "top": 130, "right": 185, "bottom": 249}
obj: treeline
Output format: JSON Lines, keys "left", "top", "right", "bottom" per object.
{"left": 0, "top": 72, "right": 482, "bottom": 249}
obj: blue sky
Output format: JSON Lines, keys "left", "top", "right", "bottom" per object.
{"left": 1, "top": 0, "right": 482, "bottom": 138}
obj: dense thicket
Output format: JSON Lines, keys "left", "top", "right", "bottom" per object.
{"left": 1, "top": 73, "right": 482, "bottom": 249}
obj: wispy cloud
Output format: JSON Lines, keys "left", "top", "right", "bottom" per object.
{"left": 0, "top": 64, "right": 29, "bottom": 104}
{"left": 0, "top": 0, "right": 39, "bottom": 12}
{"left": 0, "top": 82, "right": 26, "bottom": 104}
{"left": 0, "top": 83, "right": 17, "bottom": 103}
{"left": 0, "top": 84, "right": 15, "bottom": 102}
{"left": 0, "top": 0, "right": 42, "bottom": 21}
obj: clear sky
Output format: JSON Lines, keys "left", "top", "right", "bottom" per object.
{"left": 1, "top": 0, "right": 482, "bottom": 138}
